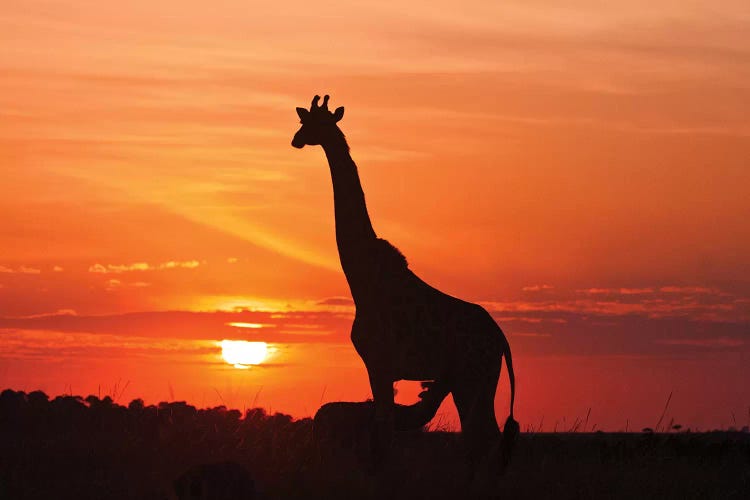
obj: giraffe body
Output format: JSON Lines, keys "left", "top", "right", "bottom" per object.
{"left": 292, "top": 95, "right": 517, "bottom": 474}
{"left": 352, "top": 269, "right": 501, "bottom": 382}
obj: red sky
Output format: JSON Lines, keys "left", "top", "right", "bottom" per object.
{"left": 1, "top": 0, "right": 749, "bottom": 431}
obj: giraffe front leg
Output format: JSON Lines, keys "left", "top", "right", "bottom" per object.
{"left": 366, "top": 365, "right": 395, "bottom": 469}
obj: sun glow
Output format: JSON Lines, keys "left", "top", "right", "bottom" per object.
{"left": 220, "top": 340, "right": 268, "bottom": 369}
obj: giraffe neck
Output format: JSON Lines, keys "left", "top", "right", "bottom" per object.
{"left": 321, "top": 130, "right": 377, "bottom": 282}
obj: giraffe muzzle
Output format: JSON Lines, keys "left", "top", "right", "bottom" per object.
{"left": 291, "top": 132, "right": 306, "bottom": 149}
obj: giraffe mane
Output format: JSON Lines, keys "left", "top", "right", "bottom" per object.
{"left": 374, "top": 238, "right": 408, "bottom": 269}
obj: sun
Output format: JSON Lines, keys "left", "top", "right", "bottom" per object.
{"left": 220, "top": 340, "right": 268, "bottom": 369}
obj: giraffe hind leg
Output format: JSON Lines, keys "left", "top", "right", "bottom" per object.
{"left": 452, "top": 361, "right": 502, "bottom": 486}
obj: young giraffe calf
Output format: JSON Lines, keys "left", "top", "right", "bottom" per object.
{"left": 312, "top": 382, "right": 447, "bottom": 465}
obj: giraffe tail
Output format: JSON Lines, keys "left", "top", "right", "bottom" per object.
{"left": 502, "top": 337, "right": 519, "bottom": 468}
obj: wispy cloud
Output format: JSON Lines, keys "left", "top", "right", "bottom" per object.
{"left": 89, "top": 260, "right": 201, "bottom": 273}
{"left": 522, "top": 284, "right": 554, "bottom": 292}
{"left": 656, "top": 337, "right": 745, "bottom": 348}
{"left": 104, "top": 279, "right": 151, "bottom": 291}
{"left": 89, "top": 263, "right": 149, "bottom": 273}
{"left": 105, "top": 279, "right": 121, "bottom": 291}
{"left": 160, "top": 260, "right": 200, "bottom": 270}
{"left": 6, "top": 309, "right": 78, "bottom": 319}
{"left": 619, "top": 288, "right": 654, "bottom": 295}
{"left": 1, "top": 289, "right": 747, "bottom": 359}
{"left": 0, "top": 329, "right": 219, "bottom": 363}
{"left": 481, "top": 283, "right": 750, "bottom": 324}
{"left": 577, "top": 287, "right": 654, "bottom": 295}
{"left": 0, "top": 309, "right": 352, "bottom": 344}
{"left": 482, "top": 298, "right": 740, "bottom": 322}
{"left": 0, "top": 265, "right": 41, "bottom": 274}
{"left": 659, "top": 286, "right": 718, "bottom": 294}
{"left": 316, "top": 297, "right": 355, "bottom": 307}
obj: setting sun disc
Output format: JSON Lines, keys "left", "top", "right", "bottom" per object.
{"left": 220, "top": 340, "right": 268, "bottom": 368}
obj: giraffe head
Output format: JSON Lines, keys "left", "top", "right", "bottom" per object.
{"left": 291, "top": 95, "right": 345, "bottom": 148}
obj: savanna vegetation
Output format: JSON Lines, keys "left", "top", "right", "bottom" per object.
{"left": 1, "top": 389, "right": 748, "bottom": 499}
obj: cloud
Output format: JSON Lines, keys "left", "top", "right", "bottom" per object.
{"left": 659, "top": 286, "right": 718, "bottom": 294}
{"left": 88, "top": 260, "right": 201, "bottom": 274}
{"left": 0, "top": 329, "right": 218, "bottom": 363}
{"left": 0, "top": 265, "right": 41, "bottom": 274}
{"left": 478, "top": 282, "right": 750, "bottom": 325}
{"left": 316, "top": 297, "right": 355, "bottom": 306}
{"left": 6, "top": 309, "right": 78, "bottom": 319}
{"left": 481, "top": 298, "right": 741, "bottom": 322}
{"left": 89, "top": 262, "right": 150, "bottom": 273}
{"left": 1, "top": 288, "right": 747, "bottom": 360}
{"left": 109, "top": 262, "right": 151, "bottom": 272}
{"left": 656, "top": 337, "right": 745, "bottom": 348}
{"left": 104, "top": 279, "right": 153, "bottom": 291}
{"left": 573, "top": 288, "right": 657, "bottom": 296}
{"left": 577, "top": 288, "right": 615, "bottom": 294}
{"left": 52, "top": 266, "right": 64, "bottom": 272}
{"left": 105, "top": 279, "right": 122, "bottom": 291}
{"left": 496, "top": 316, "right": 544, "bottom": 324}
{"left": 0, "top": 310, "right": 353, "bottom": 344}
{"left": 619, "top": 288, "right": 654, "bottom": 295}
{"left": 577, "top": 288, "right": 655, "bottom": 295}
{"left": 522, "top": 284, "right": 554, "bottom": 292}
{"left": 577, "top": 286, "right": 713, "bottom": 297}
{"left": 160, "top": 260, "right": 200, "bottom": 270}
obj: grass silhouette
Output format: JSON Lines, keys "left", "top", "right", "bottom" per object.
{"left": 1, "top": 389, "right": 748, "bottom": 499}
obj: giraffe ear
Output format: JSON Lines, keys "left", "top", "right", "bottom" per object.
{"left": 296, "top": 107, "right": 309, "bottom": 120}
{"left": 333, "top": 106, "right": 345, "bottom": 122}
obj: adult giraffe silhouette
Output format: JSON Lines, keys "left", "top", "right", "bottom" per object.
{"left": 292, "top": 95, "right": 519, "bottom": 473}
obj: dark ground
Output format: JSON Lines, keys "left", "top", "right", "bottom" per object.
{"left": 1, "top": 390, "right": 748, "bottom": 499}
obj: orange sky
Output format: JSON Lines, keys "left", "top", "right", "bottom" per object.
{"left": 1, "top": 0, "right": 749, "bottom": 431}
